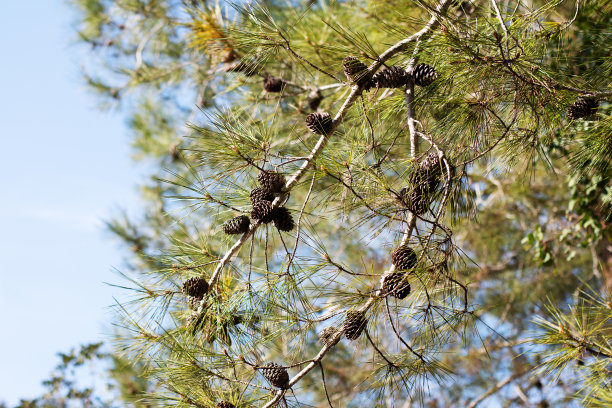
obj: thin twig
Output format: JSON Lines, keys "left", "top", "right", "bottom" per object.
{"left": 277, "top": 31, "right": 343, "bottom": 83}
{"left": 385, "top": 297, "right": 425, "bottom": 362}
{"left": 319, "top": 362, "right": 334, "bottom": 408}
{"left": 285, "top": 171, "right": 316, "bottom": 275}
{"left": 365, "top": 328, "right": 397, "bottom": 368}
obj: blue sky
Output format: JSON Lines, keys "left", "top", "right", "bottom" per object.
{"left": 0, "top": 1, "right": 144, "bottom": 404}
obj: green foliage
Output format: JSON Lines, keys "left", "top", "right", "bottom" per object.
{"left": 533, "top": 288, "right": 612, "bottom": 407}
{"left": 60, "top": 0, "right": 612, "bottom": 407}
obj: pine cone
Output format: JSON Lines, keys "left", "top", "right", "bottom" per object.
{"left": 371, "top": 66, "right": 410, "bottom": 89}
{"left": 391, "top": 245, "right": 418, "bottom": 271}
{"left": 182, "top": 276, "right": 209, "bottom": 298}
{"left": 412, "top": 63, "right": 438, "bottom": 87}
{"left": 217, "top": 402, "right": 235, "bottom": 408}
{"left": 251, "top": 200, "right": 275, "bottom": 223}
{"left": 342, "top": 56, "right": 371, "bottom": 86}
{"left": 343, "top": 310, "right": 367, "bottom": 340}
{"left": 305, "top": 112, "right": 333, "bottom": 135}
{"left": 382, "top": 272, "right": 411, "bottom": 299}
{"left": 567, "top": 96, "right": 598, "bottom": 120}
{"left": 399, "top": 185, "right": 429, "bottom": 215}
{"left": 307, "top": 89, "right": 323, "bottom": 111}
{"left": 222, "top": 215, "right": 250, "bottom": 235}
{"left": 399, "top": 154, "right": 450, "bottom": 215}
{"left": 260, "top": 362, "right": 290, "bottom": 389}
{"left": 263, "top": 75, "right": 286, "bottom": 92}
{"left": 319, "top": 326, "right": 340, "bottom": 346}
{"left": 250, "top": 187, "right": 275, "bottom": 204}
{"left": 420, "top": 152, "right": 444, "bottom": 191}
{"left": 272, "top": 206, "right": 295, "bottom": 232}
{"left": 258, "top": 171, "right": 286, "bottom": 194}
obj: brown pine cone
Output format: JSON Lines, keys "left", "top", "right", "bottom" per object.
{"left": 382, "top": 272, "right": 411, "bottom": 299}
{"left": 182, "top": 276, "right": 209, "bottom": 298}
{"left": 250, "top": 187, "right": 275, "bottom": 204}
{"left": 343, "top": 310, "right": 367, "bottom": 340}
{"left": 260, "top": 362, "right": 290, "bottom": 389}
{"left": 391, "top": 245, "right": 418, "bottom": 271}
{"left": 263, "top": 75, "right": 286, "bottom": 92}
{"left": 412, "top": 63, "right": 438, "bottom": 87}
{"left": 251, "top": 200, "right": 275, "bottom": 223}
{"left": 305, "top": 112, "right": 333, "bottom": 135}
{"left": 342, "top": 56, "right": 372, "bottom": 86}
{"left": 399, "top": 185, "right": 429, "bottom": 215}
{"left": 222, "top": 215, "right": 250, "bottom": 235}
{"left": 370, "top": 65, "right": 410, "bottom": 89}
{"left": 257, "top": 171, "right": 286, "bottom": 194}
{"left": 272, "top": 206, "right": 295, "bottom": 232}
{"left": 567, "top": 96, "right": 598, "bottom": 120}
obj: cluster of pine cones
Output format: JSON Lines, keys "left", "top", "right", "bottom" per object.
{"left": 399, "top": 152, "right": 451, "bottom": 216}
{"left": 251, "top": 171, "right": 295, "bottom": 231}
{"left": 342, "top": 56, "right": 439, "bottom": 90}
{"left": 249, "top": 55, "right": 599, "bottom": 125}
{"left": 267, "top": 57, "right": 439, "bottom": 138}
{"left": 223, "top": 171, "right": 296, "bottom": 235}
{"left": 317, "top": 244, "right": 419, "bottom": 344}
{"left": 303, "top": 57, "right": 439, "bottom": 345}
{"left": 223, "top": 52, "right": 605, "bottom": 397}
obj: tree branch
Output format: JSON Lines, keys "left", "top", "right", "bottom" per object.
{"left": 260, "top": 6, "right": 452, "bottom": 403}
{"left": 204, "top": 0, "right": 452, "bottom": 293}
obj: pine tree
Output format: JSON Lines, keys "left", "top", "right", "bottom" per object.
{"left": 14, "top": 343, "right": 156, "bottom": 408}
{"left": 70, "top": 0, "right": 612, "bottom": 406}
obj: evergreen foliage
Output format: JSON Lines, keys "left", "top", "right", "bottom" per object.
{"left": 60, "top": 0, "right": 612, "bottom": 406}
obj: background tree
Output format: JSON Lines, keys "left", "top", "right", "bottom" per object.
{"left": 64, "top": 0, "right": 612, "bottom": 407}
{"left": 13, "top": 343, "right": 155, "bottom": 408}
